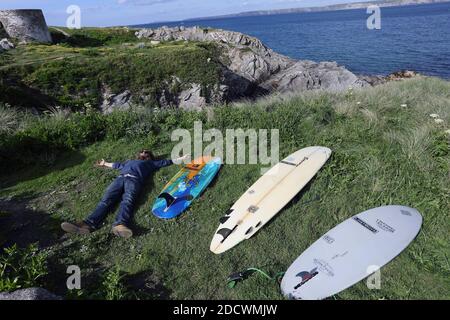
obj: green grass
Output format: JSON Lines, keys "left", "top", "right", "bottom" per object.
{"left": 0, "top": 77, "right": 449, "bottom": 299}
{"left": 0, "top": 28, "right": 223, "bottom": 110}
{"left": 49, "top": 27, "right": 140, "bottom": 47}
{"left": 0, "top": 244, "right": 48, "bottom": 292}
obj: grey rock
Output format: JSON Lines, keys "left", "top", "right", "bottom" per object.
{"left": 385, "top": 69, "right": 418, "bottom": 81}
{"left": 0, "top": 288, "right": 62, "bottom": 300}
{"left": 357, "top": 70, "right": 419, "bottom": 86}
{"left": 221, "top": 68, "right": 257, "bottom": 98}
{"left": 101, "top": 88, "right": 132, "bottom": 114}
{"left": 0, "top": 22, "right": 7, "bottom": 39}
{"left": 157, "top": 90, "right": 171, "bottom": 107}
{"left": 0, "top": 38, "right": 14, "bottom": 50}
{"left": 178, "top": 84, "right": 206, "bottom": 110}
{"left": 262, "top": 61, "right": 364, "bottom": 93}
{"left": 136, "top": 26, "right": 366, "bottom": 101}
{"left": 213, "top": 84, "right": 230, "bottom": 103}
{"left": 136, "top": 42, "right": 146, "bottom": 49}
{"left": 156, "top": 76, "right": 183, "bottom": 108}
{"left": 0, "top": 9, "right": 52, "bottom": 43}
{"left": 357, "top": 75, "right": 387, "bottom": 86}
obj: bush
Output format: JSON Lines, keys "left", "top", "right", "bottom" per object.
{"left": 101, "top": 267, "right": 128, "bottom": 300}
{"left": 0, "top": 107, "right": 192, "bottom": 168}
{"left": 0, "top": 243, "right": 48, "bottom": 292}
{"left": 0, "top": 37, "right": 222, "bottom": 110}
{"left": 0, "top": 103, "right": 21, "bottom": 135}
{"left": 66, "top": 266, "right": 132, "bottom": 300}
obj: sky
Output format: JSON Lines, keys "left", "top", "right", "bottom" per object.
{"left": 0, "top": 0, "right": 373, "bottom": 27}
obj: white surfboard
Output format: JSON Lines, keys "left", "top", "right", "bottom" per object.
{"left": 210, "top": 146, "right": 332, "bottom": 254}
{"left": 281, "top": 205, "right": 423, "bottom": 300}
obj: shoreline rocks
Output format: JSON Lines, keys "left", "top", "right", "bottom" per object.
{"left": 0, "top": 38, "right": 14, "bottom": 51}
{"left": 132, "top": 26, "right": 371, "bottom": 111}
{"left": 358, "top": 70, "right": 419, "bottom": 86}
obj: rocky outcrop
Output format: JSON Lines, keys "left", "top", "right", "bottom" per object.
{"left": 0, "top": 288, "right": 62, "bottom": 300}
{"left": 0, "top": 38, "right": 14, "bottom": 51}
{"left": 178, "top": 84, "right": 206, "bottom": 110}
{"left": 261, "top": 61, "right": 363, "bottom": 92}
{"left": 385, "top": 70, "right": 418, "bottom": 81}
{"left": 136, "top": 26, "right": 291, "bottom": 87}
{"left": 0, "top": 23, "right": 7, "bottom": 39}
{"left": 134, "top": 26, "right": 367, "bottom": 111}
{"left": 358, "top": 70, "right": 419, "bottom": 86}
{"left": 101, "top": 87, "right": 132, "bottom": 114}
{"left": 0, "top": 9, "right": 52, "bottom": 43}
{"left": 99, "top": 74, "right": 230, "bottom": 112}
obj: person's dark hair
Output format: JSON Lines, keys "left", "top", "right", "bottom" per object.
{"left": 138, "top": 149, "right": 154, "bottom": 161}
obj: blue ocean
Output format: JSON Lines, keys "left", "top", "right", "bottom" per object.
{"left": 140, "top": 2, "right": 450, "bottom": 79}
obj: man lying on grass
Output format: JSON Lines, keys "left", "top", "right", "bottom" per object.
{"left": 61, "top": 149, "right": 189, "bottom": 239}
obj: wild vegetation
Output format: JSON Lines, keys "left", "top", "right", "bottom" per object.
{"left": 0, "top": 73, "right": 449, "bottom": 299}
{"left": 0, "top": 244, "right": 48, "bottom": 292}
{"left": 0, "top": 27, "right": 222, "bottom": 110}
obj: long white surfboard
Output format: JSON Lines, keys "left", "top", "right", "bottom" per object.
{"left": 281, "top": 205, "right": 423, "bottom": 300}
{"left": 210, "top": 146, "right": 332, "bottom": 254}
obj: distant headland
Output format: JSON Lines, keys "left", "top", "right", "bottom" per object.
{"left": 185, "top": 0, "right": 450, "bottom": 21}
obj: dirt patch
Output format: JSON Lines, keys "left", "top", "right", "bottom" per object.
{"left": 0, "top": 198, "right": 64, "bottom": 249}
{"left": 125, "top": 271, "right": 172, "bottom": 299}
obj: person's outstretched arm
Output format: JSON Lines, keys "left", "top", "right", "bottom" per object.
{"left": 95, "top": 159, "right": 120, "bottom": 169}
{"left": 153, "top": 155, "right": 190, "bottom": 169}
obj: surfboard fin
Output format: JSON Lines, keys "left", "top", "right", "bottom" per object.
{"left": 217, "top": 226, "right": 237, "bottom": 243}
{"left": 219, "top": 208, "right": 234, "bottom": 224}
{"left": 158, "top": 193, "right": 194, "bottom": 209}
{"left": 219, "top": 216, "right": 230, "bottom": 224}
{"left": 158, "top": 192, "right": 175, "bottom": 207}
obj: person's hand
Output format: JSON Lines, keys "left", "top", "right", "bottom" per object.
{"left": 95, "top": 159, "right": 106, "bottom": 167}
{"left": 174, "top": 154, "right": 190, "bottom": 164}
{"left": 179, "top": 154, "right": 190, "bottom": 162}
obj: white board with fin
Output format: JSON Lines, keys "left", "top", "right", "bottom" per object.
{"left": 210, "top": 147, "right": 332, "bottom": 254}
{"left": 281, "top": 205, "right": 423, "bottom": 300}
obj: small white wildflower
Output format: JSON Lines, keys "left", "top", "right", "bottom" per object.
{"left": 356, "top": 102, "right": 361, "bottom": 105}
{"left": 400, "top": 104, "right": 408, "bottom": 108}
{"left": 429, "top": 114, "right": 440, "bottom": 118}
{"left": 435, "top": 119, "right": 444, "bottom": 124}
{"left": 444, "top": 129, "right": 450, "bottom": 135}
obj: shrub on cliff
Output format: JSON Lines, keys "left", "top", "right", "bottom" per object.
{"left": 0, "top": 39, "right": 222, "bottom": 110}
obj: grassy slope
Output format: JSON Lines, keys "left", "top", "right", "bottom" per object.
{"left": 0, "top": 76, "right": 449, "bottom": 299}
{"left": 0, "top": 79, "right": 450, "bottom": 299}
{"left": 0, "top": 27, "right": 222, "bottom": 110}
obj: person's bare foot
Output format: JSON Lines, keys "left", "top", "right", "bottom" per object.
{"left": 61, "top": 221, "right": 92, "bottom": 235}
{"left": 112, "top": 224, "right": 133, "bottom": 239}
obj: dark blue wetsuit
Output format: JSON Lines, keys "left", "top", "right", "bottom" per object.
{"left": 85, "top": 159, "right": 173, "bottom": 229}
